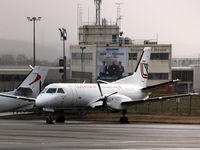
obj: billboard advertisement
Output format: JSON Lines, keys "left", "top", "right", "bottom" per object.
{"left": 97, "top": 47, "right": 126, "bottom": 81}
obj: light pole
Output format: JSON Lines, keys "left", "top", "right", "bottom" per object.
{"left": 80, "top": 46, "right": 86, "bottom": 82}
{"left": 59, "top": 28, "right": 67, "bottom": 83}
{"left": 27, "top": 17, "right": 41, "bottom": 66}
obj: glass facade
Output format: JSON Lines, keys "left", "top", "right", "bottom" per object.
{"left": 72, "top": 53, "right": 93, "bottom": 60}
{"left": 72, "top": 71, "right": 92, "bottom": 80}
{"left": 151, "top": 53, "right": 169, "bottom": 60}
{"left": 172, "top": 71, "right": 193, "bottom": 82}
{"left": 148, "top": 73, "right": 169, "bottom": 80}
{"left": 128, "top": 53, "right": 137, "bottom": 60}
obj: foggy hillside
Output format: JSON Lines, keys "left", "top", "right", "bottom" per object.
{"left": 0, "top": 39, "right": 62, "bottom": 62}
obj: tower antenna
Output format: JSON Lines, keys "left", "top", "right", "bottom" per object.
{"left": 116, "top": 2, "right": 123, "bottom": 29}
{"left": 94, "top": 0, "right": 102, "bottom": 25}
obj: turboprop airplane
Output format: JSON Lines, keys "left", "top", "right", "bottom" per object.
{"left": 0, "top": 66, "right": 48, "bottom": 112}
{"left": 35, "top": 47, "right": 198, "bottom": 124}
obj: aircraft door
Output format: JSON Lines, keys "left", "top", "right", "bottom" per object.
{"left": 65, "top": 85, "right": 78, "bottom": 107}
{"left": 55, "top": 88, "right": 65, "bottom": 108}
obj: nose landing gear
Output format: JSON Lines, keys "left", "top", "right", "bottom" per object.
{"left": 46, "top": 111, "right": 65, "bottom": 124}
{"left": 46, "top": 113, "right": 53, "bottom": 124}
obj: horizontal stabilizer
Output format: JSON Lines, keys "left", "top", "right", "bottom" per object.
{"left": 142, "top": 79, "right": 180, "bottom": 92}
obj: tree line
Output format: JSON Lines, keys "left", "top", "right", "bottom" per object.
{"left": 0, "top": 54, "right": 57, "bottom": 66}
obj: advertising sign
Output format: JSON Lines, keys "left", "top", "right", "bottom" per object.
{"left": 97, "top": 47, "right": 126, "bottom": 81}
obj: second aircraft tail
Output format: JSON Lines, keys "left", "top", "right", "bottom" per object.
{"left": 15, "top": 66, "right": 49, "bottom": 97}
{"left": 114, "top": 47, "right": 151, "bottom": 88}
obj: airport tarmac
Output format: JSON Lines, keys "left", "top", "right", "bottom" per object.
{"left": 0, "top": 120, "right": 200, "bottom": 150}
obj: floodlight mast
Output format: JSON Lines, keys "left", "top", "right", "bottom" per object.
{"left": 59, "top": 28, "right": 67, "bottom": 83}
{"left": 27, "top": 17, "right": 42, "bottom": 66}
{"left": 94, "top": 0, "right": 102, "bottom": 25}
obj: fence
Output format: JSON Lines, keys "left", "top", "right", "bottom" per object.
{"left": 128, "top": 95, "right": 200, "bottom": 115}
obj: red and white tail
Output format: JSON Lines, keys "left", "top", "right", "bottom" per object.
{"left": 15, "top": 66, "right": 49, "bottom": 97}
{"left": 114, "top": 47, "right": 151, "bottom": 88}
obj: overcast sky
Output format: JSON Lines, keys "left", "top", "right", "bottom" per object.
{"left": 1, "top": 0, "right": 200, "bottom": 59}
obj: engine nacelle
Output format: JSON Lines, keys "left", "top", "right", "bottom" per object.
{"left": 107, "top": 94, "right": 132, "bottom": 111}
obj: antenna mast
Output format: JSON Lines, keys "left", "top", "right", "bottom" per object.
{"left": 94, "top": 0, "right": 102, "bottom": 25}
{"left": 116, "top": 2, "right": 123, "bottom": 29}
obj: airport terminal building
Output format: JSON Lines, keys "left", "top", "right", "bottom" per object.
{"left": 3, "top": 25, "right": 200, "bottom": 94}
{"left": 172, "top": 58, "right": 200, "bottom": 93}
{"left": 70, "top": 25, "right": 172, "bottom": 87}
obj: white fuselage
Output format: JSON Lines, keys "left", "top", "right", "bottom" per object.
{"left": 0, "top": 97, "right": 34, "bottom": 112}
{"left": 36, "top": 83, "right": 148, "bottom": 111}
{"left": 36, "top": 47, "right": 152, "bottom": 111}
{"left": 0, "top": 91, "right": 34, "bottom": 112}
{"left": 0, "top": 66, "right": 49, "bottom": 113}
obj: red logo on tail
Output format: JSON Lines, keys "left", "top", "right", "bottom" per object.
{"left": 29, "top": 74, "right": 41, "bottom": 85}
{"left": 140, "top": 63, "right": 148, "bottom": 79}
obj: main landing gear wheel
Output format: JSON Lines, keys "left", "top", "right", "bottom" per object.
{"left": 120, "top": 116, "right": 129, "bottom": 124}
{"left": 56, "top": 111, "right": 65, "bottom": 123}
{"left": 120, "top": 110, "right": 129, "bottom": 124}
{"left": 56, "top": 115, "right": 65, "bottom": 123}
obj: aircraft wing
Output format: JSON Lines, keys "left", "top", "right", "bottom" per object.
{"left": 0, "top": 93, "right": 36, "bottom": 102}
{"left": 142, "top": 79, "right": 180, "bottom": 92}
{"left": 121, "top": 93, "right": 199, "bottom": 105}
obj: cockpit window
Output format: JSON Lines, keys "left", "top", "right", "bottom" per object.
{"left": 46, "top": 88, "right": 57, "bottom": 93}
{"left": 57, "top": 88, "right": 65, "bottom": 93}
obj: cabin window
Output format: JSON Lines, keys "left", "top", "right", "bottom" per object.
{"left": 57, "top": 88, "right": 65, "bottom": 94}
{"left": 46, "top": 88, "right": 57, "bottom": 93}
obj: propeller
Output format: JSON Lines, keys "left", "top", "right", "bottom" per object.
{"left": 97, "top": 81, "right": 103, "bottom": 97}
{"left": 96, "top": 81, "right": 118, "bottom": 112}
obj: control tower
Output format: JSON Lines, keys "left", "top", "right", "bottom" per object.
{"left": 78, "top": 0, "right": 120, "bottom": 45}
{"left": 70, "top": 0, "right": 171, "bottom": 87}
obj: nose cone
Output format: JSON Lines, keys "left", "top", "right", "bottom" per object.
{"left": 35, "top": 94, "right": 50, "bottom": 107}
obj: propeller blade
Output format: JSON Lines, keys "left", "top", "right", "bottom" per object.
{"left": 106, "top": 92, "right": 118, "bottom": 98}
{"left": 97, "top": 81, "right": 103, "bottom": 97}
{"left": 96, "top": 81, "right": 118, "bottom": 112}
